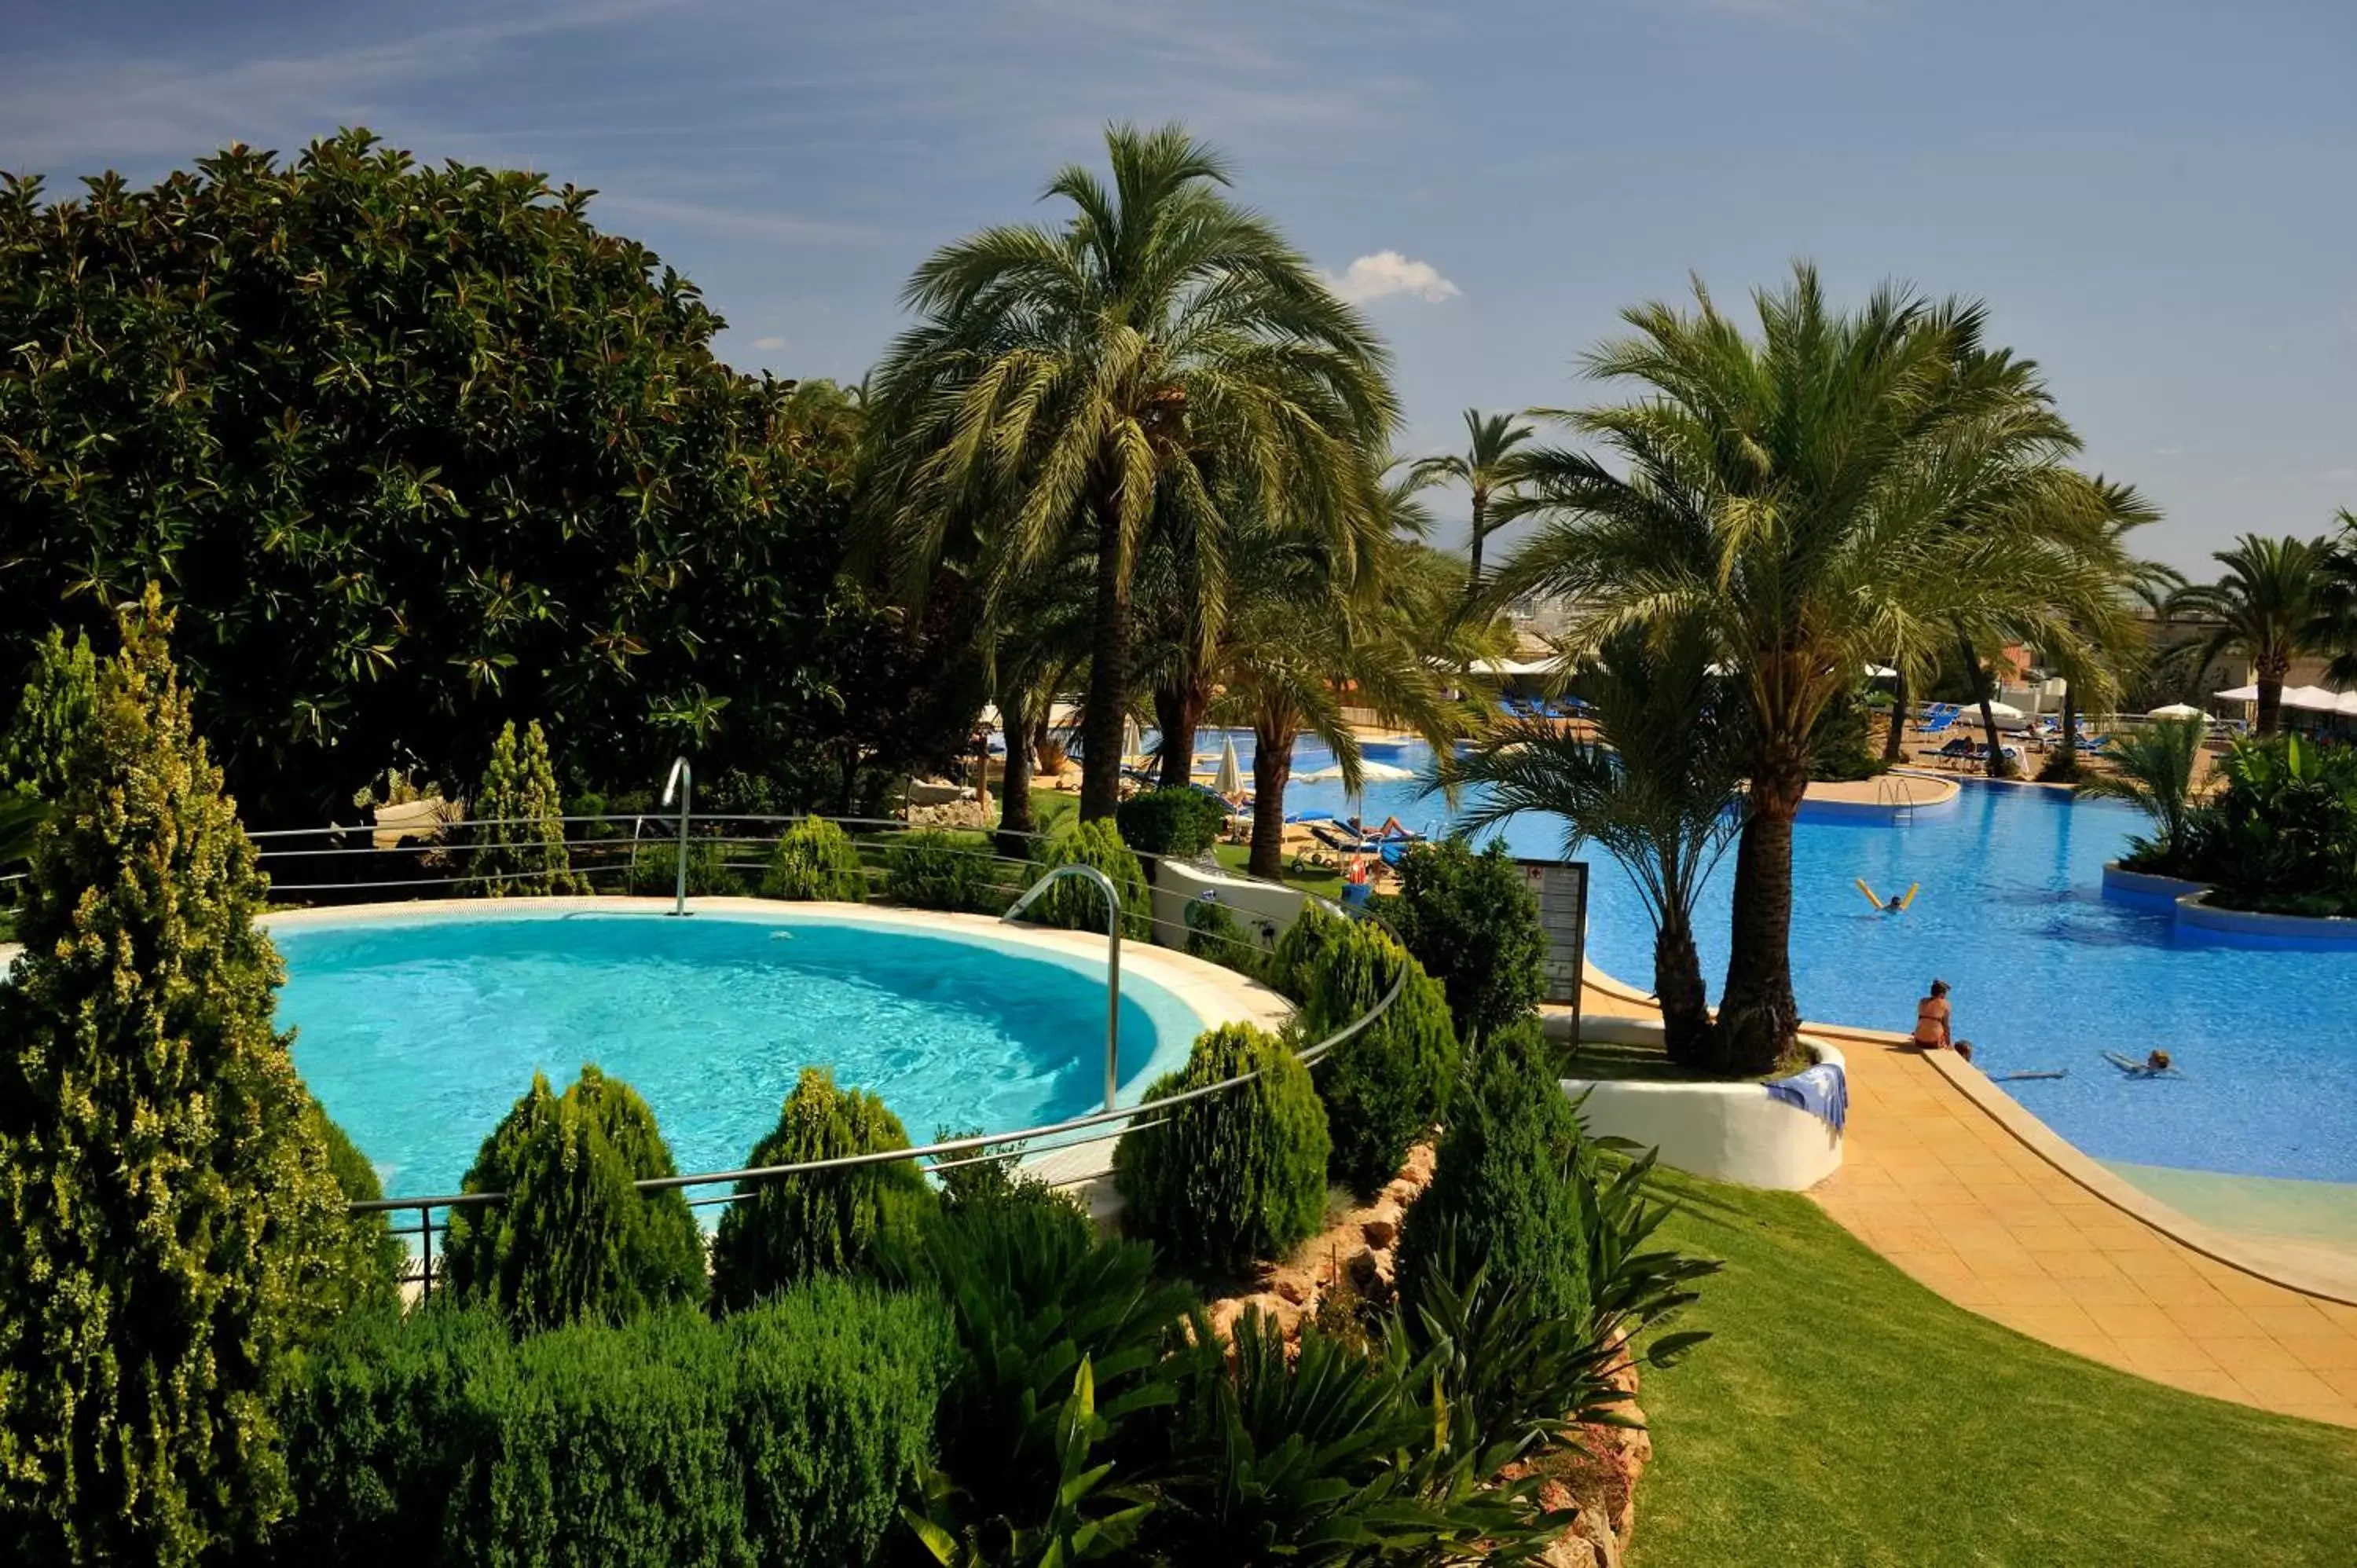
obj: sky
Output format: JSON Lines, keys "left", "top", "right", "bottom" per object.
{"left": 2, "top": 0, "right": 2351, "bottom": 572}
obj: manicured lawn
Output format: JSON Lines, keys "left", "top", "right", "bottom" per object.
{"left": 1210, "top": 841, "right": 1343, "bottom": 899}
{"left": 1631, "top": 1171, "right": 2357, "bottom": 1566}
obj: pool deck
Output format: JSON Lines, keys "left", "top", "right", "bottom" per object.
{"left": 1576, "top": 969, "right": 2357, "bottom": 1427}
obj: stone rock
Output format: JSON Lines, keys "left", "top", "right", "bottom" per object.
{"left": 1540, "top": 1534, "right": 1602, "bottom": 1568}
{"left": 1397, "top": 1141, "right": 1438, "bottom": 1189}
{"left": 1538, "top": 1479, "right": 1576, "bottom": 1515}
{"left": 1361, "top": 1217, "right": 1398, "bottom": 1249}
{"left": 1205, "top": 1297, "right": 1248, "bottom": 1344}
{"left": 1274, "top": 1276, "right": 1309, "bottom": 1306}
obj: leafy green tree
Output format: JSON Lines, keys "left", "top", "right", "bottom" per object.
{"left": 471, "top": 719, "right": 583, "bottom": 896}
{"left": 2073, "top": 716, "right": 2212, "bottom": 870}
{"left": 1376, "top": 837, "right": 1545, "bottom": 1046}
{"left": 441, "top": 1066, "right": 706, "bottom": 1330}
{"left": 709, "top": 1068, "right": 933, "bottom": 1310}
{"left": 0, "top": 628, "right": 99, "bottom": 804}
{"left": 0, "top": 134, "right": 970, "bottom": 823}
{"left": 0, "top": 590, "right": 352, "bottom": 1564}
{"left": 1495, "top": 266, "right": 2148, "bottom": 1071}
{"left": 2165, "top": 533, "right": 2332, "bottom": 737}
{"left": 1411, "top": 408, "right": 1537, "bottom": 590}
{"left": 1436, "top": 625, "right": 1746, "bottom": 1066}
{"left": 867, "top": 123, "right": 1398, "bottom": 822}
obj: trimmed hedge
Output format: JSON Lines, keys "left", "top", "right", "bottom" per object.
{"left": 883, "top": 829, "right": 999, "bottom": 913}
{"left": 761, "top": 816, "right": 868, "bottom": 901}
{"left": 1296, "top": 921, "right": 1459, "bottom": 1197}
{"left": 1113, "top": 1022, "right": 1329, "bottom": 1281}
{"left": 1396, "top": 1020, "right": 1590, "bottom": 1324}
{"left": 710, "top": 1068, "right": 933, "bottom": 1310}
{"left": 273, "top": 1283, "right": 951, "bottom": 1568}
{"left": 1378, "top": 839, "right": 1545, "bottom": 1045}
{"left": 1023, "top": 817, "right": 1150, "bottom": 938}
{"left": 1115, "top": 786, "right": 1227, "bottom": 860}
{"left": 1264, "top": 899, "right": 1350, "bottom": 1002}
{"left": 441, "top": 1067, "right": 707, "bottom": 1329}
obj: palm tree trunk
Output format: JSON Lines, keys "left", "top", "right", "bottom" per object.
{"left": 1465, "top": 494, "right": 1487, "bottom": 595}
{"left": 2257, "top": 664, "right": 2285, "bottom": 737}
{"left": 1654, "top": 908, "right": 1715, "bottom": 1068}
{"left": 995, "top": 688, "right": 1036, "bottom": 859}
{"left": 1248, "top": 726, "right": 1294, "bottom": 880}
{"left": 1959, "top": 629, "right": 2006, "bottom": 779}
{"left": 2057, "top": 680, "right": 2079, "bottom": 768}
{"left": 1080, "top": 491, "right": 1133, "bottom": 822}
{"left": 1153, "top": 681, "right": 1207, "bottom": 791}
{"left": 1882, "top": 670, "right": 1908, "bottom": 764}
{"left": 1716, "top": 746, "right": 1806, "bottom": 1075}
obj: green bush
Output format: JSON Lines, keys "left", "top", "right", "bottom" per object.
{"left": 1113, "top": 1023, "right": 1329, "bottom": 1281}
{"left": 1264, "top": 898, "right": 1351, "bottom": 1002}
{"left": 711, "top": 1068, "right": 933, "bottom": 1310}
{"left": 761, "top": 815, "right": 868, "bottom": 901}
{"left": 1296, "top": 921, "right": 1459, "bottom": 1197}
{"left": 275, "top": 1283, "right": 950, "bottom": 1568}
{"left": 1380, "top": 839, "right": 1545, "bottom": 1045}
{"left": 0, "top": 625, "right": 98, "bottom": 803}
{"left": 310, "top": 1107, "right": 408, "bottom": 1314}
{"left": 0, "top": 592, "right": 356, "bottom": 1565}
{"left": 628, "top": 834, "right": 745, "bottom": 898}
{"left": 1115, "top": 786, "right": 1227, "bottom": 860}
{"left": 1396, "top": 1021, "right": 1590, "bottom": 1325}
{"left": 471, "top": 718, "right": 584, "bottom": 896}
{"left": 883, "top": 828, "right": 999, "bottom": 913}
{"left": 1023, "top": 817, "right": 1150, "bottom": 937}
{"left": 1182, "top": 893, "right": 1265, "bottom": 977}
{"left": 441, "top": 1066, "right": 707, "bottom": 1330}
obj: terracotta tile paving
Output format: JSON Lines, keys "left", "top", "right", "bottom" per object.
{"left": 1811, "top": 1030, "right": 2357, "bottom": 1427}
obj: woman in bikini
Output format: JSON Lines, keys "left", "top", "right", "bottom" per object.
{"left": 1912, "top": 979, "right": 1972, "bottom": 1063}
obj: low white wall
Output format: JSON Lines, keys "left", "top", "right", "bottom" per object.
{"left": 2099, "top": 861, "right": 2210, "bottom": 911}
{"left": 2177, "top": 892, "right": 2357, "bottom": 946}
{"left": 1148, "top": 859, "right": 1315, "bottom": 952}
{"left": 1547, "top": 1013, "right": 1846, "bottom": 1190}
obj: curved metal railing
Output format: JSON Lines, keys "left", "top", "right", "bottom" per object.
{"left": 198, "top": 792, "right": 1409, "bottom": 1297}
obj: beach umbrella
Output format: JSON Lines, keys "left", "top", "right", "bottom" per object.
{"left": 2147, "top": 702, "right": 2204, "bottom": 720}
{"left": 2212, "top": 683, "right": 2260, "bottom": 702}
{"left": 1213, "top": 735, "right": 1243, "bottom": 796}
{"left": 1121, "top": 716, "right": 1143, "bottom": 762}
{"left": 1980, "top": 699, "right": 2023, "bottom": 720}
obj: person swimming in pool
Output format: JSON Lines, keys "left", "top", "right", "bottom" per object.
{"left": 1912, "top": 979, "right": 1973, "bottom": 1063}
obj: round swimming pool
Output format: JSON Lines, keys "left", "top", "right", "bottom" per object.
{"left": 1210, "top": 729, "right": 2357, "bottom": 1186}
{"left": 274, "top": 907, "right": 1210, "bottom": 1199}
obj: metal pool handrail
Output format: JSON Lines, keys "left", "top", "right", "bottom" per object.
{"left": 1001, "top": 863, "right": 1124, "bottom": 1111}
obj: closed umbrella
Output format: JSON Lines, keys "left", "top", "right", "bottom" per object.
{"left": 2212, "top": 683, "right": 2260, "bottom": 702}
{"left": 1121, "top": 716, "right": 1143, "bottom": 764}
{"left": 1213, "top": 735, "right": 1243, "bottom": 797}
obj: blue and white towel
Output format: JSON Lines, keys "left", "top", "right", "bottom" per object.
{"left": 1763, "top": 1062, "right": 1848, "bottom": 1133}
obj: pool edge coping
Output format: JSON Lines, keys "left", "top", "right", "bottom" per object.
{"left": 1578, "top": 959, "right": 2357, "bottom": 1308}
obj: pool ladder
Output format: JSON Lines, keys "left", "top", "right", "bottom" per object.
{"left": 1878, "top": 774, "right": 1915, "bottom": 823}
{"left": 1002, "top": 865, "right": 1124, "bottom": 1112}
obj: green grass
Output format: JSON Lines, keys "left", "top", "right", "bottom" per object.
{"left": 1630, "top": 1170, "right": 2357, "bottom": 1566}
{"left": 1209, "top": 841, "right": 1342, "bottom": 899}
{"left": 1559, "top": 1035, "right": 1780, "bottom": 1085}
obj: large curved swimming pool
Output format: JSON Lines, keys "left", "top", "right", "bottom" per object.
{"left": 1226, "top": 731, "right": 2357, "bottom": 1187}
{"left": 276, "top": 908, "right": 1208, "bottom": 1200}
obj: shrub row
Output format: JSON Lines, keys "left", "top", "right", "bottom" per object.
{"left": 274, "top": 1284, "right": 949, "bottom": 1568}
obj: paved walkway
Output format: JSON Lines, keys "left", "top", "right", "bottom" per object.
{"left": 1578, "top": 980, "right": 2357, "bottom": 1427}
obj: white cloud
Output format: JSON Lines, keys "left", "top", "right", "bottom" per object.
{"left": 750, "top": 335, "right": 789, "bottom": 351}
{"left": 1323, "top": 251, "right": 1460, "bottom": 306}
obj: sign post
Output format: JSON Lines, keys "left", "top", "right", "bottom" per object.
{"left": 1516, "top": 857, "right": 1589, "bottom": 1042}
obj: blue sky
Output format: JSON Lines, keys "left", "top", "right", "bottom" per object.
{"left": 3, "top": 0, "right": 2351, "bottom": 570}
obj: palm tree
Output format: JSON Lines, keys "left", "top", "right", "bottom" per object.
{"left": 2074, "top": 716, "right": 2209, "bottom": 869}
{"left": 865, "top": 124, "right": 1397, "bottom": 821}
{"left": 1492, "top": 266, "right": 2143, "bottom": 1072}
{"left": 1433, "top": 624, "right": 1744, "bottom": 1067}
{"left": 1413, "top": 409, "right": 1536, "bottom": 592}
{"left": 982, "top": 545, "right": 1095, "bottom": 855}
{"left": 2311, "top": 508, "right": 2357, "bottom": 688}
{"left": 2165, "top": 534, "right": 2331, "bottom": 737}
{"left": 1208, "top": 529, "right": 1466, "bottom": 877}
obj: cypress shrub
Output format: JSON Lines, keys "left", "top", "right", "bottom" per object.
{"left": 1265, "top": 899, "right": 1350, "bottom": 1002}
{"left": 310, "top": 1107, "right": 409, "bottom": 1314}
{"left": 1296, "top": 922, "right": 1460, "bottom": 1197}
{"left": 275, "top": 1283, "right": 949, "bottom": 1568}
{"left": 761, "top": 815, "right": 868, "bottom": 901}
{"left": 1023, "top": 816, "right": 1150, "bottom": 937}
{"left": 710, "top": 1068, "right": 933, "bottom": 1310}
{"left": 0, "top": 625, "right": 99, "bottom": 802}
{"left": 0, "top": 589, "right": 354, "bottom": 1564}
{"left": 1115, "top": 786, "right": 1227, "bottom": 860}
{"left": 1395, "top": 1020, "right": 1590, "bottom": 1324}
{"left": 441, "top": 1066, "right": 707, "bottom": 1330}
{"left": 471, "top": 718, "right": 583, "bottom": 896}
{"left": 1113, "top": 1023, "right": 1329, "bottom": 1281}
{"left": 1380, "top": 839, "right": 1545, "bottom": 1046}
{"left": 627, "top": 835, "right": 743, "bottom": 897}
{"left": 883, "top": 828, "right": 995, "bottom": 912}
{"left": 1182, "top": 894, "right": 1263, "bottom": 978}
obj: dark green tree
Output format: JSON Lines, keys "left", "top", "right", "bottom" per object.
{"left": 0, "top": 628, "right": 99, "bottom": 804}
{"left": 471, "top": 719, "right": 582, "bottom": 896}
{"left": 441, "top": 1066, "right": 706, "bottom": 1330}
{"left": 0, "top": 590, "right": 353, "bottom": 1564}
{"left": 709, "top": 1068, "right": 933, "bottom": 1310}
{"left": 0, "top": 133, "right": 973, "bottom": 823}
{"left": 1375, "top": 837, "right": 1545, "bottom": 1046}
{"left": 1295, "top": 923, "right": 1459, "bottom": 1196}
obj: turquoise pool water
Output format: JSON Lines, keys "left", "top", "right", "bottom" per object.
{"left": 276, "top": 910, "right": 1200, "bottom": 1199}
{"left": 1200, "top": 730, "right": 2357, "bottom": 1185}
